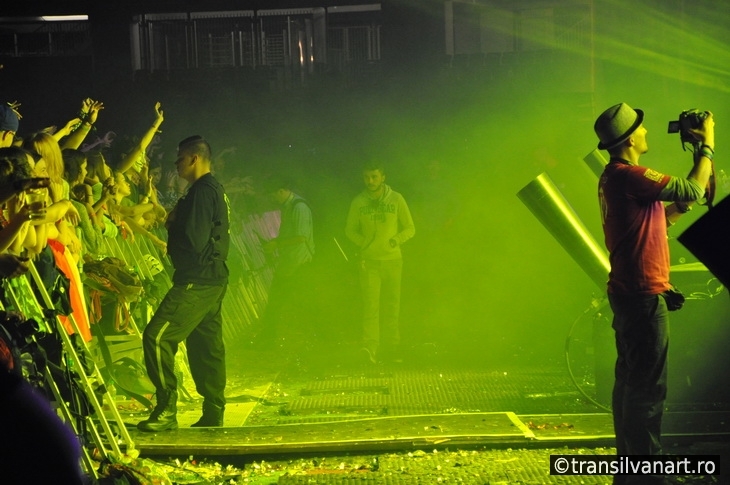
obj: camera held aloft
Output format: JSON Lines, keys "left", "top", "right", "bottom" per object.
{"left": 668, "top": 109, "right": 709, "bottom": 146}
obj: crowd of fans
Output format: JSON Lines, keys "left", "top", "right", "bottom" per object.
{"left": 0, "top": 99, "right": 188, "bottom": 339}
{"left": 0, "top": 97, "right": 197, "bottom": 483}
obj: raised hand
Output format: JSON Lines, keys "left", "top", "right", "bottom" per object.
{"left": 60, "top": 117, "right": 83, "bottom": 137}
{"left": 76, "top": 98, "right": 94, "bottom": 122}
{"left": 87, "top": 100, "right": 104, "bottom": 124}
{"left": 7, "top": 100, "right": 22, "bottom": 120}
{"left": 65, "top": 202, "right": 81, "bottom": 226}
{"left": 154, "top": 102, "right": 164, "bottom": 125}
{"left": 689, "top": 111, "right": 715, "bottom": 148}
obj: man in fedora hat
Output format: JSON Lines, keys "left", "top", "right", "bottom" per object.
{"left": 595, "top": 103, "right": 714, "bottom": 475}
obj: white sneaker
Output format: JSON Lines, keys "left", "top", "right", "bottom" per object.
{"left": 361, "top": 347, "right": 377, "bottom": 364}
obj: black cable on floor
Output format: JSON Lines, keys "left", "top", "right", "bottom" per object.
{"left": 564, "top": 297, "right": 612, "bottom": 413}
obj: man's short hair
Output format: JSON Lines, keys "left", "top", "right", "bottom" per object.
{"left": 0, "top": 146, "right": 33, "bottom": 186}
{"left": 178, "top": 135, "right": 211, "bottom": 160}
{"left": 362, "top": 160, "right": 385, "bottom": 174}
{"left": 0, "top": 105, "right": 19, "bottom": 133}
{"left": 262, "top": 173, "right": 294, "bottom": 193}
{"left": 149, "top": 157, "right": 162, "bottom": 172}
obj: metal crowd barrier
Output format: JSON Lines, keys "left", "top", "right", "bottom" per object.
{"left": 97, "top": 209, "right": 280, "bottom": 344}
{"left": 1, "top": 261, "right": 136, "bottom": 479}
{"left": 90, "top": 209, "right": 281, "bottom": 399}
{"left": 0, "top": 207, "right": 281, "bottom": 476}
{"left": 223, "top": 210, "right": 279, "bottom": 342}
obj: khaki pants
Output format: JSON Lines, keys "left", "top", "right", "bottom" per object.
{"left": 359, "top": 258, "right": 402, "bottom": 354}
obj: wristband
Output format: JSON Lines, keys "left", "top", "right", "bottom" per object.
{"left": 700, "top": 147, "right": 714, "bottom": 161}
{"left": 701, "top": 143, "right": 714, "bottom": 154}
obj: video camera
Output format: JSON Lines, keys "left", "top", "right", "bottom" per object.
{"left": 668, "top": 109, "right": 709, "bottom": 147}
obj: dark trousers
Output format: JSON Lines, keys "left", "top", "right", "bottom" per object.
{"left": 259, "top": 262, "right": 311, "bottom": 341}
{"left": 609, "top": 293, "right": 668, "bottom": 459}
{"left": 143, "top": 282, "right": 227, "bottom": 407}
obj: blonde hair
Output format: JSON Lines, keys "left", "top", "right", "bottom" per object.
{"left": 24, "top": 132, "right": 64, "bottom": 183}
{"left": 24, "top": 132, "right": 66, "bottom": 202}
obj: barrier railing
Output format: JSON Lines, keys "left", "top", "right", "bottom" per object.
{"left": 0, "top": 206, "right": 281, "bottom": 476}
{"left": 2, "top": 262, "right": 136, "bottom": 478}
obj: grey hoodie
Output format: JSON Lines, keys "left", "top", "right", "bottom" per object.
{"left": 345, "top": 184, "right": 415, "bottom": 260}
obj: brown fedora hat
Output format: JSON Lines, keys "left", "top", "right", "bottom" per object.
{"left": 594, "top": 102, "right": 644, "bottom": 150}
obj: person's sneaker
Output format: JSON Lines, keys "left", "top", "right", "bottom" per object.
{"left": 361, "top": 347, "right": 377, "bottom": 364}
{"left": 378, "top": 344, "right": 404, "bottom": 364}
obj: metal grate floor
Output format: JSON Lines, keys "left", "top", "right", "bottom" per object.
{"left": 266, "top": 368, "right": 587, "bottom": 426}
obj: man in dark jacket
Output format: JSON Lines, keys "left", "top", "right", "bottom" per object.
{"left": 138, "top": 135, "right": 230, "bottom": 431}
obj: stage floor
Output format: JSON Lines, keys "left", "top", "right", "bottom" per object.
{"left": 113, "top": 338, "right": 730, "bottom": 457}
{"left": 100, "top": 338, "right": 729, "bottom": 484}
{"left": 128, "top": 409, "right": 730, "bottom": 457}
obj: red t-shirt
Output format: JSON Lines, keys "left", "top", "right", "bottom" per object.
{"left": 599, "top": 161, "right": 672, "bottom": 295}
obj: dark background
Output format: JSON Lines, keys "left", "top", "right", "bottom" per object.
{"left": 2, "top": 0, "right": 728, "bottom": 404}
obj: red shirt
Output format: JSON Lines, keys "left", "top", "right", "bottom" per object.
{"left": 599, "top": 161, "right": 671, "bottom": 295}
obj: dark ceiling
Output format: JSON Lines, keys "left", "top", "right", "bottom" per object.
{"left": 5, "top": 0, "right": 430, "bottom": 17}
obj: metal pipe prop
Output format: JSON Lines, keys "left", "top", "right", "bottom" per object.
{"left": 517, "top": 172, "right": 610, "bottom": 290}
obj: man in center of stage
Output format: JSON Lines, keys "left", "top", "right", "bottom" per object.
{"left": 346, "top": 161, "right": 415, "bottom": 364}
{"left": 138, "top": 135, "right": 230, "bottom": 431}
